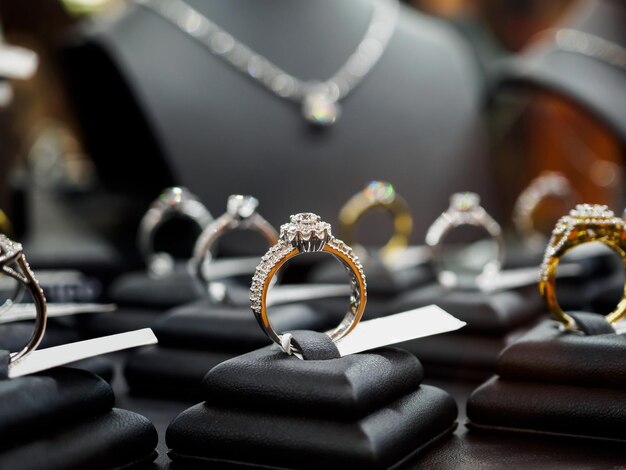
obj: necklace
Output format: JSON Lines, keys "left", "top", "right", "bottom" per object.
{"left": 552, "top": 28, "right": 626, "bottom": 72}
{"left": 136, "top": 0, "right": 399, "bottom": 126}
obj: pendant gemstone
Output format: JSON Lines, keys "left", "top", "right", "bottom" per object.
{"left": 302, "top": 93, "right": 340, "bottom": 126}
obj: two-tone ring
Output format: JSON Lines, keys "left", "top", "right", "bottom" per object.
{"left": 190, "top": 195, "right": 278, "bottom": 289}
{"left": 0, "top": 235, "right": 47, "bottom": 363}
{"left": 138, "top": 187, "right": 212, "bottom": 277}
{"left": 339, "top": 181, "right": 412, "bottom": 261}
{"left": 426, "top": 192, "right": 504, "bottom": 289}
{"left": 539, "top": 204, "right": 626, "bottom": 330}
{"left": 250, "top": 213, "right": 367, "bottom": 354}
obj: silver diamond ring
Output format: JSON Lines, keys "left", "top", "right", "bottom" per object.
{"left": 0, "top": 235, "right": 47, "bottom": 363}
{"left": 426, "top": 192, "right": 504, "bottom": 289}
{"left": 137, "top": 187, "right": 213, "bottom": 278}
{"left": 190, "top": 195, "right": 279, "bottom": 291}
{"left": 250, "top": 213, "right": 367, "bottom": 355}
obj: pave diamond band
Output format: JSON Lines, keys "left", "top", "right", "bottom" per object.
{"left": 426, "top": 192, "right": 504, "bottom": 290}
{"left": 250, "top": 213, "right": 367, "bottom": 354}
{"left": 191, "top": 195, "right": 279, "bottom": 290}
{"left": 539, "top": 204, "right": 626, "bottom": 330}
{"left": 0, "top": 235, "right": 47, "bottom": 363}
{"left": 138, "top": 187, "right": 213, "bottom": 278}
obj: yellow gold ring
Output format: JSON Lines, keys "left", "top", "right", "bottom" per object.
{"left": 250, "top": 213, "right": 367, "bottom": 354}
{"left": 339, "top": 181, "right": 412, "bottom": 261}
{"left": 538, "top": 204, "right": 626, "bottom": 330}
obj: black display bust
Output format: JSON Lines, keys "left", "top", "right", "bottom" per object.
{"left": 62, "top": 0, "right": 497, "bottom": 244}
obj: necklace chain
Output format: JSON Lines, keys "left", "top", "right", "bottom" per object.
{"left": 553, "top": 28, "right": 626, "bottom": 71}
{"left": 136, "top": 0, "right": 399, "bottom": 125}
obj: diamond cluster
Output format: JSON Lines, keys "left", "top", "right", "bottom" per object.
{"left": 539, "top": 204, "right": 624, "bottom": 281}
{"left": 0, "top": 234, "right": 22, "bottom": 264}
{"left": 250, "top": 214, "right": 366, "bottom": 314}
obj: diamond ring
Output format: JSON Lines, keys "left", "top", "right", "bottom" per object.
{"left": 0, "top": 235, "right": 47, "bottom": 363}
{"left": 250, "top": 213, "right": 367, "bottom": 354}
{"left": 190, "top": 195, "right": 279, "bottom": 289}
{"left": 426, "top": 192, "right": 504, "bottom": 289}
{"left": 539, "top": 204, "right": 626, "bottom": 330}
{"left": 513, "top": 172, "right": 575, "bottom": 248}
{"left": 138, "top": 187, "right": 213, "bottom": 278}
{"left": 339, "top": 181, "right": 413, "bottom": 262}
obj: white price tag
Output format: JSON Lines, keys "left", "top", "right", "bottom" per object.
{"left": 479, "top": 262, "right": 582, "bottom": 292}
{"left": 8, "top": 328, "right": 158, "bottom": 378}
{"left": 0, "top": 303, "right": 116, "bottom": 324}
{"left": 335, "top": 305, "right": 466, "bottom": 356}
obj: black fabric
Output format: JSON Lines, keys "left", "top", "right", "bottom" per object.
{"left": 168, "top": 345, "right": 457, "bottom": 469}
{"left": 289, "top": 330, "right": 340, "bottom": 360}
{"left": 76, "top": 307, "right": 162, "bottom": 339}
{"left": 568, "top": 311, "right": 616, "bottom": 335}
{"left": 467, "top": 319, "right": 626, "bottom": 441}
{"left": 389, "top": 283, "right": 543, "bottom": 334}
{"left": 309, "top": 255, "right": 434, "bottom": 297}
{"left": 201, "top": 346, "right": 423, "bottom": 420}
{"left": 0, "top": 408, "right": 158, "bottom": 470}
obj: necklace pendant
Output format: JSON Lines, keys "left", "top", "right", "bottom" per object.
{"left": 302, "top": 92, "right": 341, "bottom": 126}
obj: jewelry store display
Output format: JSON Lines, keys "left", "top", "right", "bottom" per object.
{"left": 513, "top": 172, "right": 575, "bottom": 247}
{"left": 539, "top": 204, "right": 626, "bottom": 330}
{"left": 339, "top": 181, "right": 413, "bottom": 261}
{"left": 251, "top": 213, "right": 366, "bottom": 354}
{"left": 426, "top": 192, "right": 504, "bottom": 289}
{"left": 191, "top": 194, "right": 278, "bottom": 288}
{"left": 136, "top": 0, "right": 399, "bottom": 126}
{"left": 137, "top": 187, "right": 212, "bottom": 278}
{"left": 0, "top": 235, "right": 47, "bottom": 364}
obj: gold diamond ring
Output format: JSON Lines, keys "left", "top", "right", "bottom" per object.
{"left": 539, "top": 204, "right": 626, "bottom": 330}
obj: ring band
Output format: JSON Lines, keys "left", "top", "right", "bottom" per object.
{"left": 138, "top": 187, "right": 212, "bottom": 277}
{"left": 250, "top": 213, "right": 367, "bottom": 354}
{"left": 426, "top": 192, "right": 504, "bottom": 289}
{"left": 513, "top": 172, "right": 574, "bottom": 247}
{"left": 539, "top": 204, "right": 626, "bottom": 330}
{"left": 339, "top": 181, "right": 412, "bottom": 260}
{"left": 0, "top": 235, "right": 47, "bottom": 363}
{"left": 191, "top": 195, "right": 279, "bottom": 287}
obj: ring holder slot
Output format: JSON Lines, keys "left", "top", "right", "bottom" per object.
{"left": 467, "top": 318, "right": 626, "bottom": 441}
{"left": 0, "top": 359, "right": 158, "bottom": 467}
{"left": 123, "top": 301, "right": 340, "bottom": 398}
{"left": 166, "top": 338, "right": 458, "bottom": 469}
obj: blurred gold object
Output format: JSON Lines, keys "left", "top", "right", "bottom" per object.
{"left": 339, "top": 181, "right": 412, "bottom": 261}
{"left": 539, "top": 204, "right": 626, "bottom": 330}
{"left": 0, "top": 210, "right": 14, "bottom": 238}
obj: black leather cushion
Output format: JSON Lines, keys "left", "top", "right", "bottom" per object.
{"left": 124, "top": 346, "right": 237, "bottom": 399}
{"left": 202, "top": 346, "right": 423, "bottom": 420}
{"left": 0, "top": 368, "right": 113, "bottom": 450}
{"left": 168, "top": 386, "right": 456, "bottom": 470}
{"left": 309, "top": 255, "right": 433, "bottom": 297}
{"left": 389, "top": 284, "right": 543, "bottom": 334}
{"left": 76, "top": 307, "right": 162, "bottom": 339}
{"left": 467, "top": 376, "right": 626, "bottom": 441}
{"left": 152, "top": 301, "right": 337, "bottom": 351}
{"left": 289, "top": 330, "right": 340, "bottom": 360}
{"left": 108, "top": 268, "right": 201, "bottom": 309}
{"left": 496, "top": 320, "right": 626, "bottom": 388}
{"left": 0, "top": 408, "right": 158, "bottom": 470}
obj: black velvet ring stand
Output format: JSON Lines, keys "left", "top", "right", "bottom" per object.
{"left": 467, "top": 313, "right": 626, "bottom": 441}
{"left": 0, "top": 352, "right": 158, "bottom": 469}
{"left": 166, "top": 332, "right": 458, "bottom": 469}
{"left": 124, "top": 300, "right": 341, "bottom": 398}
{"left": 387, "top": 282, "right": 543, "bottom": 380}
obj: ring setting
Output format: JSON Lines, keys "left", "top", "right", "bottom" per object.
{"left": 539, "top": 204, "right": 626, "bottom": 330}
{"left": 250, "top": 213, "right": 366, "bottom": 354}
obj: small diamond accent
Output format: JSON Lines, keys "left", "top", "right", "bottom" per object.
{"left": 227, "top": 194, "right": 259, "bottom": 219}
{"left": 450, "top": 192, "right": 480, "bottom": 212}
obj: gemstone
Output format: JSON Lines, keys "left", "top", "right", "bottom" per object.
{"left": 227, "top": 194, "right": 259, "bottom": 219}
{"left": 158, "top": 187, "right": 189, "bottom": 208}
{"left": 279, "top": 213, "right": 332, "bottom": 247}
{"left": 569, "top": 203, "right": 614, "bottom": 219}
{"left": 450, "top": 192, "right": 480, "bottom": 212}
{"left": 363, "top": 181, "right": 395, "bottom": 204}
{"left": 302, "top": 93, "right": 340, "bottom": 126}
